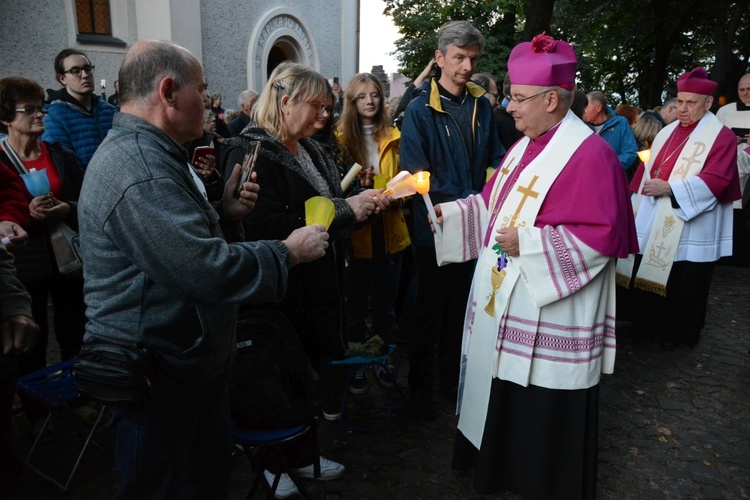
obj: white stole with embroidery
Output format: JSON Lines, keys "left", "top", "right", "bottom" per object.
{"left": 436, "top": 112, "right": 594, "bottom": 447}
{"left": 616, "top": 113, "right": 722, "bottom": 295}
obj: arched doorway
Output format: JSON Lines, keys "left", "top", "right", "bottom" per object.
{"left": 267, "top": 36, "right": 304, "bottom": 78}
{"left": 247, "top": 10, "right": 319, "bottom": 92}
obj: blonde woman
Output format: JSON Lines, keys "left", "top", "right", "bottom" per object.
{"left": 336, "top": 73, "right": 410, "bottom": 394}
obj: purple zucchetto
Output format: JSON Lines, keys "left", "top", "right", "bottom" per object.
{"left": 676, "top": 67, "right": 717, "bottom": 96}
{"left": 507, "top": 32, "right": 577, "bottom": 90}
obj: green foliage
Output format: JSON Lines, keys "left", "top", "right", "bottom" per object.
{"left": 385, "top": 0, "right": 750, "bottom": 109}
{"left": 383, "top": 0, "right": 518, "bottom": 82}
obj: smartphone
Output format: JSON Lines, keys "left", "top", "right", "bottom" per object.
{"left": 100, "top": 79, "right": 106, "bottom": 90}
{"left": 191, "top": 146, "right": 215, "bottom": 165}
{"left": 237, "top": 141, "right": 261, "bottom": 196}
{"left": 731, "top": 127, "right": 750, "bottom": 141}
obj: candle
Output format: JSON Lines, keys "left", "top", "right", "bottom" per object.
{"left": 637, "top": 149, "right": 651, "bottom": 164}
{"left": 414, "top": 171, "right": 442, "bottom": 238}
{"left": 341, "top": 162, "right": 363, "bottom": 191}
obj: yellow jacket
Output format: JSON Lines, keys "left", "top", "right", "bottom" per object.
{"left": 336, "top": 125, "right": 411, "bottom": 258}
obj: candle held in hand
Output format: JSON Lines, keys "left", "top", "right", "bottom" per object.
{"left": 414, "top": 171, "right": 442, "bottom": 238}
{"left": 637, "top": 149, "right": 651, "bottom": 164}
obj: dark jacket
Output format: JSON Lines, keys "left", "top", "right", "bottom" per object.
{"left": 0, "top": 142, "right": 84, "bottom": 283}
{"left": 42, "top": 88, "right": 117, "bottom": 168}
{"left": 400, "top": 79, "right": 505, "bottom": 247}
{"left": 227, "top": 126, "right": 357, "bottom": 357}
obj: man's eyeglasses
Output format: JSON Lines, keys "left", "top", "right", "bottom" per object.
{"left": 508, "top": 89, "right": 551, "bottom": 106}
{"left": 62, "top": 65, "right": 95, "bottom": 77}
{"left": 15, "top": 106, "right": 48, "bottom": 116}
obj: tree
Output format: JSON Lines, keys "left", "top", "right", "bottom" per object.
{"left": 383, "top": 0, "right": 525, "bottom": 82}
{"left": 385, "top": 0, "right": 750, "bottom": 109}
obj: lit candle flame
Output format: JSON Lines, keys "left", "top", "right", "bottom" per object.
{"left": 414, "top": 171, "right": 430, "bottom": 195}
{"left": 637, "top": 149, "right": 651, "bottom": 163}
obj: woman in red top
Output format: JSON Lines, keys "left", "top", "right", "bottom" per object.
{"left": 0, "top": 77, "right": 89, "bottom": 431}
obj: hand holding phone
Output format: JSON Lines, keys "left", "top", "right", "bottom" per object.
{"left": 731, "top": 128, "right": 750, "bottom": 143}
{"left": 192, "top": 146, "right": 215, "bottom": 165}
{"left": 237, "top": 141, "right": 261, "bottom": 196}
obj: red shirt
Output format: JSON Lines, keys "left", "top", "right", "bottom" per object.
{"left": 0, "top": 142, "right": 63, "bottom": 200}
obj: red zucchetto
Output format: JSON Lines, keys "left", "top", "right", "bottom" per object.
{"left": 676, "top": 67, "right": 718, "bottom": 96}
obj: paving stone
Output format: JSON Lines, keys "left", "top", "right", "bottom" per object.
{"left": 7, "top": 266, "right": 749, "bottom": 498}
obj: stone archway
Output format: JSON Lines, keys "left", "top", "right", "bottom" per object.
{"left": 247, "top": 9, "right": 319, "bottom": 92}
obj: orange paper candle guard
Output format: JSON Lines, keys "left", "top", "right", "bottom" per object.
{"left": 414, "top": 171, "right": 442, "bottom": 238}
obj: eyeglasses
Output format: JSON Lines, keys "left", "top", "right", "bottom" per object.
{"left": 62, "top": 65, "right": 95, "bottom": 77}
{"left": 508, "top": 90, "right": 551, "bottom": 106}
{"left": 15, "top": 106, "right": 48, "bottom": 116}
{"left": 308, "top": 103, "right": 333, "bottom": 115}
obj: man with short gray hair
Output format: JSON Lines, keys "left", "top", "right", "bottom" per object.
{"left": 228, "top": 89, "right": 259, "bottom": 136}
{"left": 400, "top": 20, "right": 504, "bottom": 420}
{"left": 78, "top": 39, "right": 329, "bottom": 496}
{"left": 583, "top": 91, "right": 639, "bottom": 170}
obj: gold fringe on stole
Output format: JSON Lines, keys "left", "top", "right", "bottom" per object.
{"left": 484, "top": 266, "right": 506, "bottom": 317}
{"left": 615, "top": 272, "right": 631, "bottom": 289}
{"left": 634, "top": 277, "right": 667, "bottom": 297}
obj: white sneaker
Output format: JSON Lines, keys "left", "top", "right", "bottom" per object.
{"left": 294, "top": 456, "right": 345, "bottom": 480}
{"left": 263, "top": 470, "right": 299, "bottom": 499}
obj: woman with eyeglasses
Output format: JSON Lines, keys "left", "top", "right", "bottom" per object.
{"left": 0, "top": 77, "right": 92, "bottom": 435}
{"left": 336, "top": 73, "right": 410, "bottom": 394}
{"left": 226, "top": 63, "right": 390, "bottom": 496}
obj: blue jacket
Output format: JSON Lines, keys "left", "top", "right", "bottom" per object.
{"left": 400, "top": 79, "right": 504, "bottom": 247}
{"left": 42, "top": 89, "right": 117, "bottom": 168}
{"left": 588, "top": 108, "right": 638, "bottom": 170}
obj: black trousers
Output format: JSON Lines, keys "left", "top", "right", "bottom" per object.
{"left": 407, "top": 246, "right": 474, "bottom": 399}
{"left": 630, "top": 258, "right": 715, "bottom": 346}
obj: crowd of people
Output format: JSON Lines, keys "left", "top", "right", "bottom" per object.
{"left": 0, "top": 18, "right": 748, "bottom": 500}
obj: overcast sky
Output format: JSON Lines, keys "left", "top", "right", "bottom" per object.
{"left": 359, "top": 0, "right": 401, "bottom": 76}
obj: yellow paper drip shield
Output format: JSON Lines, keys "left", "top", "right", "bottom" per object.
{"left": 305, "top": 196, "right": 335, "bottom": 230}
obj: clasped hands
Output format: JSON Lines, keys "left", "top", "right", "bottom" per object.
{"left": 429, "top": 204, "right": 520, "bottom": 257}
{"left": 29, "top": 193, "right": 70, "bottom": 223}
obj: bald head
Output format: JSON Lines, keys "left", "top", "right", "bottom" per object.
{"left": 119, "top": 40, "right": 197, "bottom": 108}
{"left": 117, "top": 40, "right": 208, "bottom": 144}
{"left": 739, "top": 74, "right": 750, "bottom": 106}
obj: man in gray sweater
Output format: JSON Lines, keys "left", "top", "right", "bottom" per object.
{"left": 78, "top": 39, "right": 328, "bottom": 498}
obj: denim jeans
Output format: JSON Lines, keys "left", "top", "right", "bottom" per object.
{"left": 114, "top": 370, "right": 231, "bottom": 499}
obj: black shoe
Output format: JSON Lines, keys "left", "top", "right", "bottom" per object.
{"left": 349, "top": 367, "right": 368, "bottom": 395}
{"left": 374, "top": 358, "right": 396, "bottom": 389}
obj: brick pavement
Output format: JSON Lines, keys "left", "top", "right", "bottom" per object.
{"left": 8, "top": 265, "right": 749, "bottom": 499}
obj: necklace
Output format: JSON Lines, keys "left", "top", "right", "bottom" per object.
{"left": 651, "top": 129, "right": 690, "bottom": 179}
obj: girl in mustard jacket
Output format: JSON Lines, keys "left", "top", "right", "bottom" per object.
{"left": 337, "top": 73, "right": 410, "bottom": 394}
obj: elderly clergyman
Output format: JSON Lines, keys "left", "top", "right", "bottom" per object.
{"left": 78, "top": 40, "right": 329, "bottom": 496}
{"left": 432, "top": 33, "right": 637, "bottom": 498}
{"left": 619, "top": 67, "right": 741, "bottom": 349}
{"left": 715, "top": 72, "right": 750, "bottom": 264}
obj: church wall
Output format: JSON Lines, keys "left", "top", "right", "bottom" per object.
{"left": 199, "top": 0, "right": 344, "bottom": 108}
{"left": 0, "top": 0, "right": 133, "bottom": 97}
{"left": 0, "top": 0, "right": 347, "bottom": 112}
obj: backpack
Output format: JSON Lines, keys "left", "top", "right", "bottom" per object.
{"left": 229, "top": 308, "right": 321, "bottom": 429}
